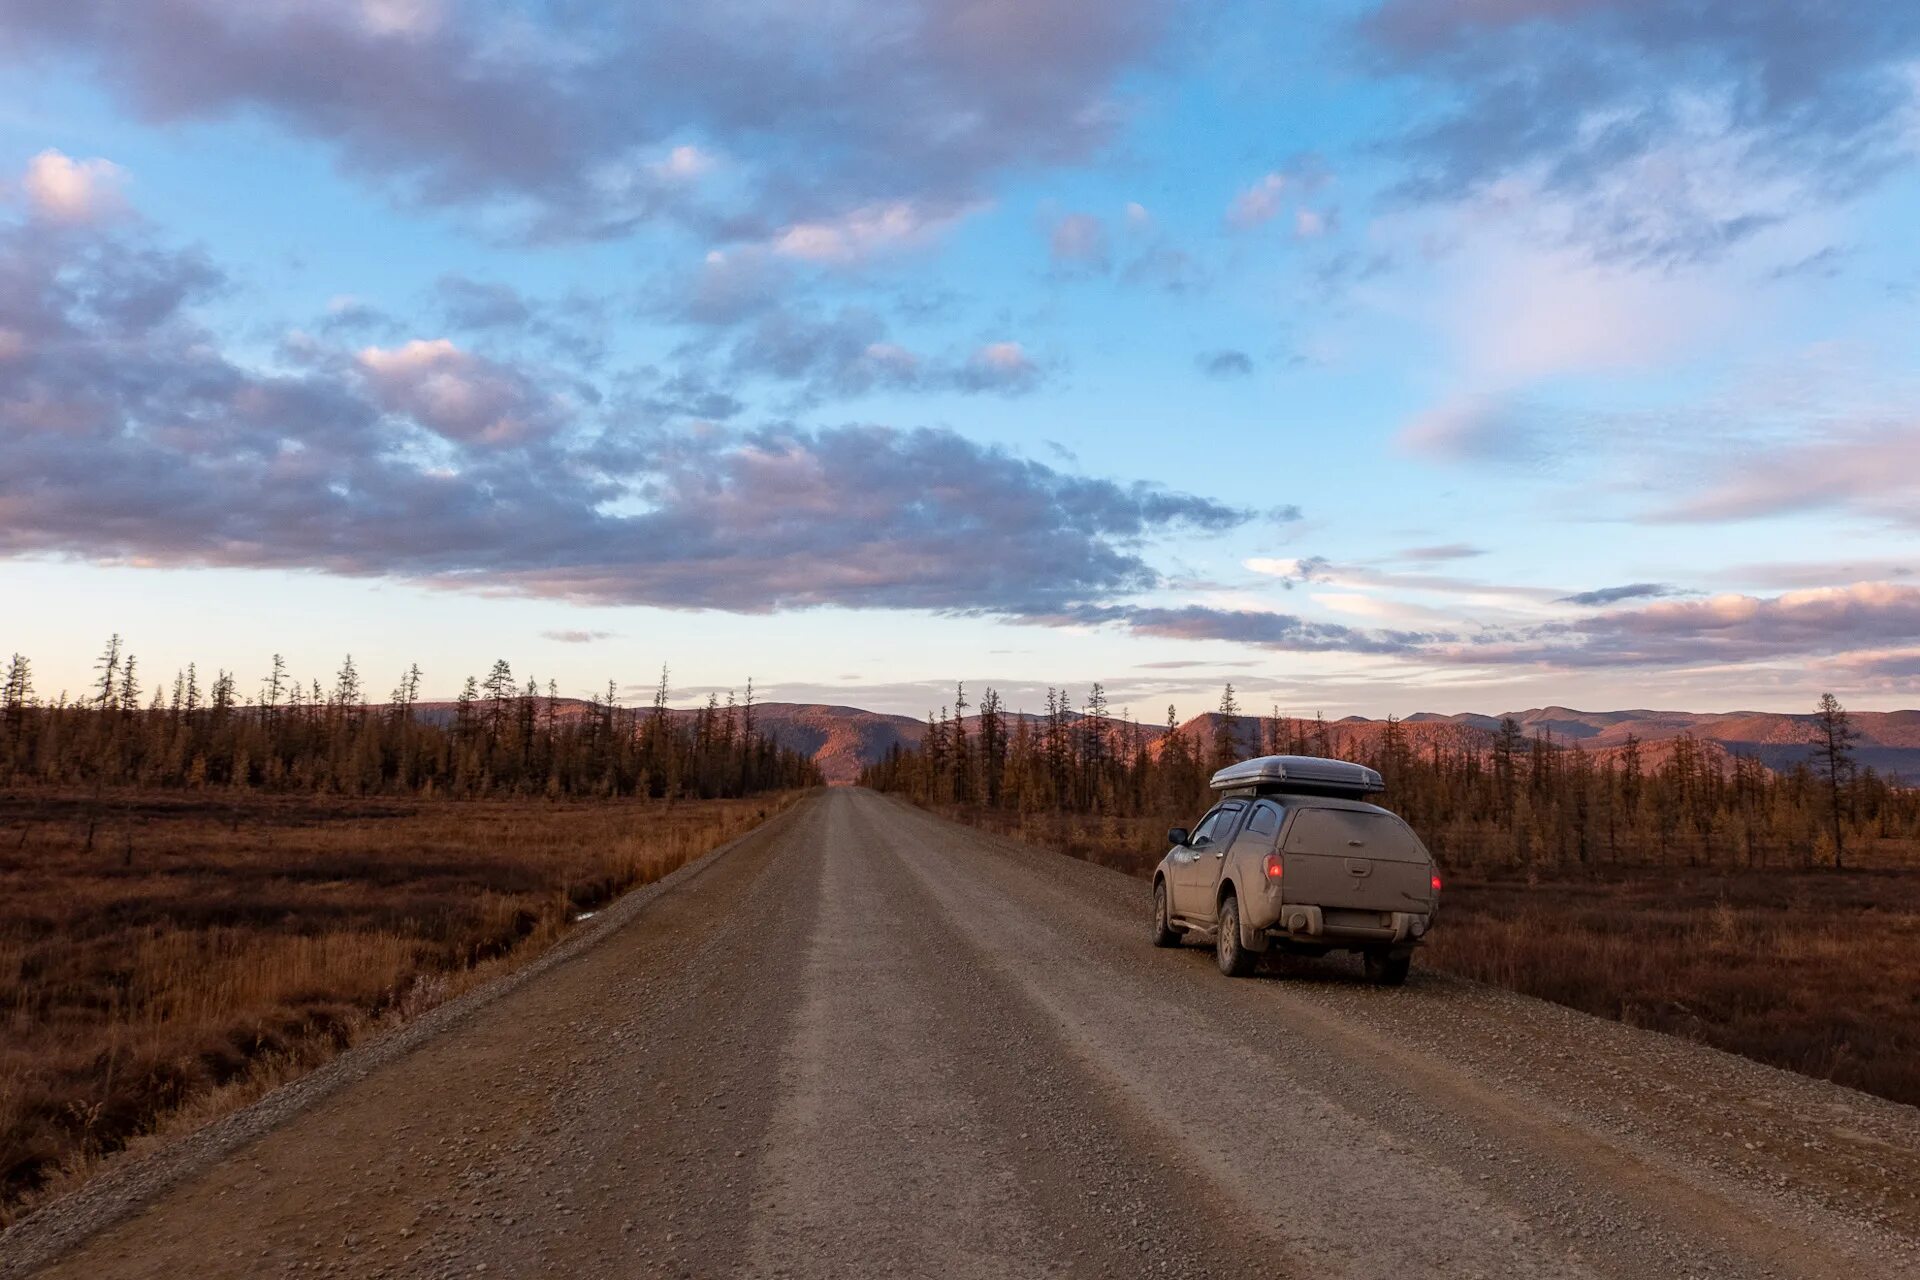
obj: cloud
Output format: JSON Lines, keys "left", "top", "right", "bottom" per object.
{"left": 1721, "top": 558, "right": 1918, "bottom": 590}
{"left": 1557, "top": 582, "right": 1678, "bottom": 607}
{"left": 0, "top": 211, "right": 225, "bottom": 442}
{"left": 1134, "top": 659, "right": 1250, "bottom": 670}
{"left": 1441, "top": 582, "right": 1920, "bottom": 668}
{"left": 356, "top": 339, "right": 561, "bottom": 445}
{"left": 1053, "top": 604, "right": 1434, "bottom": 655}
{"left": 1226, "top": 172, "right": 1286, "bottom": 229}
{"left": 1246, "top": 556, "right": 1332, "bottom": 589}
{"left": 354, "top": 0, "right": 446, "bottom": 38}
{"left": 1197, "top": 349, "right": 1253, "bottom": 378}
{"left": 542, "top": 629, "right": 615, "bottom": 644}
{"left": 0, "top": 209, "right": 1248, "bottom": 621}
{"left": 625, "top": 368, "right": 745, "bottom": 423}
{"left": 435, "top": 275, "right": 533, "bottom": 330}
{"left": 1246, "top": 555, "right": 1562, "bottom": 611}
{"left": 1654, "top": 417, "right": 1920, "bottom": 527}
{"left": 649, "top": 144, "right": 716, "bottom": 183}
{"left": 721, "top": 308, "right": 1045, "bottom": 401}
{"left": 426, "top": 275, "right": 609, "bottom": 368}
{"left": 956, "top": 341, "right": 1041, "bottom": 394}
{"left": 1354, "top": 1, "right": 1920, "bottom": 262}
{"left": 1397, "top": 542, "right": 1485, "bottom": 562}
{"left": 19, "top": 149, "right": 126, "bottom": 223}
{"left": 769, "top": 200, "right": 970, "bottom": 265}
{"left": 1, "top": 1, "right": 1175, "bottom": 240}
{"left": 1119, "top": 243, "right": 1208, "bottom": 293}
{"left": 724, "top": 307, "right": 897, "bottom": 393}
{"left": 660, "top": 248, "right": 791, "bottom": 327}
{"left": 1589, "top": 582, "right": 1920, "bottom": 663}
{"left": 316, "top": 295, "right": 400, "bottom": 339}
{"left": 1397, "top": 393, "right": 1555, "bottom": 465}
{"left": 1049, "top": 212, "right": 1109, "bottom": 271}
{"left": 1824, "top": 648, "right": 1920, "bottom": 681}
{"left": 1417, "top": 222, "right": 1738, "bottom": 384}
{"left": 1401, "top": 353, "right": 1920, "bottom": 523}
{"left": 1769, "top": 245, "right": 1848, "bottom": 281}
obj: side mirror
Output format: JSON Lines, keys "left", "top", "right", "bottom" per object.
{"left": 1167, "top": 827, "right": 1190, "bottom": 848}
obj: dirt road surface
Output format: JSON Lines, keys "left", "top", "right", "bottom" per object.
{"left": 5, "top": 789, "right": 1919, "bottom": 1279}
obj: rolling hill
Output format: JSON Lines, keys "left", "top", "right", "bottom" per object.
{"left": 412, "top": 698, "right": 1920, "bottom": 786}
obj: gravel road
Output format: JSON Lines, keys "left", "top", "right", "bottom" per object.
{"left": 5, "top": 788, "right": 1919, "bottom": 1279}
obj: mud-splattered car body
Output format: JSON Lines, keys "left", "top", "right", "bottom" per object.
{"left": 1151, "top": 755, "right": 1441, "bottom": 984}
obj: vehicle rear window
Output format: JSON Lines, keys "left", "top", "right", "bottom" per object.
{"left": 1282, "top": 809, "right": 1429, "bottom": 863}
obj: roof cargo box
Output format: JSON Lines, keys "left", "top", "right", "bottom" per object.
{"left": 1208, "top": 754, "right": 1385, "bottom": 799}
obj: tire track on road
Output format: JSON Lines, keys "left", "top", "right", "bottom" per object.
{"left": 857, "top": 793, "right": 1918, "bottom": 1280}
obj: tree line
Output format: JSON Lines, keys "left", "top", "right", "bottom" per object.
{"left": 0, "top": 638, "right": 819, "bottom": 799}
{"left": 860, "top": 683, "right": 1918, "bottom": 870}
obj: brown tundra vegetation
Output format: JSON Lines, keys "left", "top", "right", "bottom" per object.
{"left": 0, "top": 640, "right": 817, "bottom": 1222}
{"left": 866, "top": 683, "right": 1920, "bottom": 1109}
{"left": 0, "top": 789, "right": 802, "bottom": 1226}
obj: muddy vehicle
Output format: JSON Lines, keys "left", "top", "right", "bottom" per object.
{"left": 1151, "top": 755, "right": 1441, "bottom": 984}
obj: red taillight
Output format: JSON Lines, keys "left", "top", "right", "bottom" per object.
{"left": 1431, "top": 873, "right": 1443, "bottom": 893}
{"left": 1264, "top": 853, "right": 1284, "bottom": 881}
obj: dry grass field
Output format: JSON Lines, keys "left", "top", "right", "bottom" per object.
{"left": 1425, "top": 869, "right": 1920, "bottom": 1106}
{"left": 944, "top": 806, "right": 1920, "bottom": 1108}
{"left": 0, "top": 788, "right": 800, "bottom": 1224}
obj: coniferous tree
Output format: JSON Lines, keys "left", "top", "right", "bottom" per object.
{"left": 1212, "top": 683, "right": 1240, "bottom": 770}
{"left": 262, "top": 654, "right": 288, "bottom": 726}
{"left": 2, "top": 653, "right": 30, "bottom": 720}
{"left": 94, "top": 634, "right": 123, "bottom": 710}
{"left": 860, "top": 679, "right": 1913, "bottom": 873}
{"left": 1814, "top": 692, "right": 1858, "bottom": 868}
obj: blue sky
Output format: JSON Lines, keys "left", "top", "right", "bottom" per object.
{"left": 2, "top": 1, "right": 1918, "bottom": 719}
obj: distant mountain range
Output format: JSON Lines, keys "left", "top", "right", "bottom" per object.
{"left": 741, "top": 702, "right": 1920, "bottom": 786}
{"left": 411, "top": 698, "right": 1920, "bottom": 786}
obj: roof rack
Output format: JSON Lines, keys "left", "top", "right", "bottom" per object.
{"left": 1208, "top": 754, "right": 1385, "bottom": 797}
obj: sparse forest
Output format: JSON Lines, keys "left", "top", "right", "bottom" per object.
{"left": 0, "top": 639, "right": 820, "bottom": 800}
{"left": 861, "top": 682, "right": 1920, "bottom": 870}
{"left": 0, "top": 636, "right": 817, "bottom": 1216}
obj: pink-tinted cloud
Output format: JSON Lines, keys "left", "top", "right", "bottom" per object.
{"left": 1226, "top": 172, "right": 1287, "bottom": 229}
{"left": 0, "top": 201, "right": 1244, "bottom": 617}
{"left": 1656, "top": 418, "right": 1920, "bottom": 526}
{"left": 19, "top": 149, "right": 126, "bottom": 223}
{"left": 1442, "top": 582, "right": 1920, "bottom": 668}
{"left": 1049, "top": 212, "right": 1110, "bottom": 270}
{"left": 357, "top": 339, "right": 560, "bottom": 446}
{"left": 0, "top": 1, "right": 1176, "bottom": 240}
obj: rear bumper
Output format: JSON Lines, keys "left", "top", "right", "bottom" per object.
{"left": 1265, "top": 905, "right": 1431, "bottom": 945}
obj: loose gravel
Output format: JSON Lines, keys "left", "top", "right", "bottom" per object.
{"left": 3, "top": 789, "right": 1916, "bottom": 1279}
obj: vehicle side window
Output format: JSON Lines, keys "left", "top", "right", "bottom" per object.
{"left": 1193, "top": 801, "right": 1244, "bottom": 847}
{"left": 1186, "top": 807, "right": 1227, "bottom": 847}
{"left": 1246, "top": 802, "right": 1281, "bottom": 839}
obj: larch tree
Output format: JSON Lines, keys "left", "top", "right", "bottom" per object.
{"left": 1813, "top": 693, "right": 1858, "bottom": 869}
{"left": 94, "top": 634, "right": 123, "bottom": 710}
{"left": 1212, "top": 683, "right": 1241, "bottom": 771}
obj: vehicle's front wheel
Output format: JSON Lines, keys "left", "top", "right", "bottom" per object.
{"left": 1215, "top": 894, "right": 1257, "bottom": 977}
{"left": 1364, "top": 949, "right": 1412, "bottom": 986}
{"left": 1151, "top": 880, "right": 1181, "bottom": 948}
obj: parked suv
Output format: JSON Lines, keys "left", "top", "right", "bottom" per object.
{"left": 1150, "top": 755, "right": 1440, "bottom": 984}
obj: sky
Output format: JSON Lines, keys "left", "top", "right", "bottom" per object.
{"left": 2, "top": 0, "right": 1919, "bottom": 720}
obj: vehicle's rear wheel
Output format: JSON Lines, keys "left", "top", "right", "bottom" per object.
{"left": 1364, "top": 949, "right": 1411, "bottom": 986}
{"left": 1151, "top": 880, "right": 1181, "bottom": 947}
{"left": 1215, "top": 894, "right": 1257, "bottom": 977}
